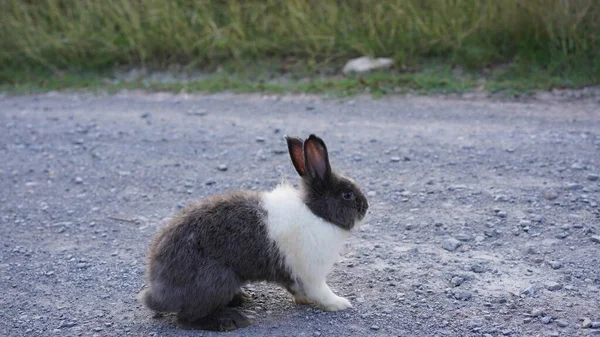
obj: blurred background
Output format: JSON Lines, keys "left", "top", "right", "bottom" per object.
{"left": 1, "top": 0, "right": 599, "bottom": 95}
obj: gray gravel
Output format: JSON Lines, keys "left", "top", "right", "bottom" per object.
{"left": 442, "top": 237, "right": 462, "bottom": 251}
{"left": 1, "top": 91, "right": 599, "bottom": 337}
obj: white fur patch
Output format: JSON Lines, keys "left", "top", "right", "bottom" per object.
{"left": 261, "top": 183, "right": 351, "bottom": 286}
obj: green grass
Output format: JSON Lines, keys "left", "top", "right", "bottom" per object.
{"left": 2, "top": 61, "right": 595, "bottom": 98}
{"left": 1, "top": 0, "right": 599, "bottom": 95}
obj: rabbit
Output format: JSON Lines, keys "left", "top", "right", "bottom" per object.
{"left": 137, "top": 134, "right": 369, "bottom": 331}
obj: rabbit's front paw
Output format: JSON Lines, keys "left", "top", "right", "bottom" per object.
{"left": 320, "top": 295, "right": 352, "bottom": 312}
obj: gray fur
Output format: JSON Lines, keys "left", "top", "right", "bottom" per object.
{"left": 139, "top": 191, "right": 292, "bottom": 330}
{"left": 139, "top": 134, "right": 368, "bottom": 331}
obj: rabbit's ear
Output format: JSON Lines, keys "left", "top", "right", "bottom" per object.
{"left": 303, "top": 134, "right": 331, "bottom": 182}
{"left": 285, "top": 136, "right": 305, "bottom": 177}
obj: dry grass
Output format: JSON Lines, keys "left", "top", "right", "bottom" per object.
{"left": 0, "top": 0, "right": 598, "bottom": 74}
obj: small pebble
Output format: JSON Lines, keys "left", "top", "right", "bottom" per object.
{"left": 453, "top": 290, "right": 472, "bottom": 301}
{"left": 455, "top": 233, "right": 473, "bottom": 242}
{"left": 541, "top": 316, "right": 552, "bottom": 324}
{"left": 494, "top": 194, "right": 508, "bottom": 202}
{"left": 217, "top": 164, "right": 228, "bottom": 171}
{"left": 555, "top": 320, "right": 568, "bottom": 328}
{"left": 519, "top": 220, "right": 532, "bottom": 227}
{"left": 587, "top": 173, "right": 599, "bottom": 181}
{"left": 470, "top": 264, "right": 485, "bottom": 273}
{"left": 451, "top": 276, "right": 465, "bottom": 287}
{"left": 59, "top": 321, "right": 77, "bottom": 328}
{"left": 186, "top": 108, "right": 207, "bottom": 116}
{"left": 74, "top": 177, "right": 83, "bottom": 184}
{"left": 544, "top": 190, "right": 559, "bottom": 200}
{"left": 548, "top": 261, "right": 562, "bottom": 270}
{"left": 566, "top": 183, "right": 583, "bottom": 190}
{"left": 390, "top": 156, "right": 401, "bottom": 162}
{"left": 442, "top": 238, "right": 462, "bottom": 252}
{"left": 581, "top": 318, "right": 592, "bottom": 328}
{"left": 370, "top": 325, "right": 380, "bottom": 331}
{"left": 591, "top": 236, "right": 600, "bottom": 244}
{"left": 531, "top": 309, "right": 544, "bottom": 317}
{"left": 521, "top": 284, "right": 537, "bottom": 297}
{"left": 545, "top": 281, "right": 562, "bottom": 291}
{"left": 593, "top": 322, "right": 600, "bottom": 329}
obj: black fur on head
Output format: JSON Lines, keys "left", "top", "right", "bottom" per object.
{"left": 285, "top": 134, "right": 369, "bottom": 230}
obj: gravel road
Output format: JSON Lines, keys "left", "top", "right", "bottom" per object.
{"left": 1, "top": 91, "right": 599, "bottom": 337}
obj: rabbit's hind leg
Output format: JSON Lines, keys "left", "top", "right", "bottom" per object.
{"left": 177, "top": 307, "right": 252, "bottom": 331}
{"left": 175, "top": 261, "right": 250, "bottom": 331}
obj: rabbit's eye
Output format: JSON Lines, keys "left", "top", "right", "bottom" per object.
{"left": 342, "top": 191, "right": 355, "bottom": 200}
